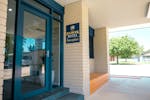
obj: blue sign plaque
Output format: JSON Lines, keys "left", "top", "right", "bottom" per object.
{"left": 66, "top": 23, "right": 80, "bottom": 43}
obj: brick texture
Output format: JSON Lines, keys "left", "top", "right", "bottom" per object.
{"left": 90, "top": 59, "right": 95, "bottom": 73}
{"left": 0, "top": 0, "right": 8, "bottom": 99}
{"left": 94, "top": 27, "right": 109, "bottom": 73}
{"left": 64, "top": 1, "right": 90, "bottom": 98}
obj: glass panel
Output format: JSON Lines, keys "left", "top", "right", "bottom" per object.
{"left": 53, "top": 12, "right": 61, "bottom": 20}
{"left": 3, "top": 0, "right": 16, "bottom": 99}
{"left": 52, "top": 20, "right": 60, "bottom": 88}
{"left": 25, "top": 0, "right": 50, "bottom": 13}
{"left": 21, "top": 11, "right": 46, "bottom": 93}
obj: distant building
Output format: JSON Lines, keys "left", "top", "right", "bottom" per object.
{"left": 143, "top": 51, "right": 150, "bottom": 62}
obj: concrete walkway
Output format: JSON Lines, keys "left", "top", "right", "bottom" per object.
{"left": 88, "top": 77, "right": 150, "bottom": 100}
{"left": 109, "top": 64, "right": 150, "bottom": 77}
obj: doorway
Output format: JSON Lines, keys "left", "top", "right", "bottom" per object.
{"left": 9, "top": 0, "right": 64, "bottom": 99}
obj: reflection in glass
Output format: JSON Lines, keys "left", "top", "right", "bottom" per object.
{"left": 3, "top": 0, "right": 16, "bottom": 99}
{"left": 53, "top": 12, "right": 61, "bottom": 20}
{"left": 52, "top": 20, "right": 60, "bottom": 88}
{"left": 21, "top": 11, "right": 46, "bottom": 93}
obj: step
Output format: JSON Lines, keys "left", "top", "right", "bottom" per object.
{"left": 27, "top": 87, "right": 69, "bottom": 100}
{"left": 90, "top": 73, "right": 109, "bottom": 94}
{"left": 57, "top": 93, "right": 84, "bottom": 100}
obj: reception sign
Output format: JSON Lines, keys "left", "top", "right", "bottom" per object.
{"left": 66, "top": 23, "right": 80, "bottom": 43}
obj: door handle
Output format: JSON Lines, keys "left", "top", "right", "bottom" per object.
{"left": 46, "top": 51, "right": 53, "bottom": 58}
{"left": 46, "top": 50, "right": 49, "bottom": 58}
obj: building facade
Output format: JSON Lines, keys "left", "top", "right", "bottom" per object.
{"left": 0, "top": 0, "right": 109, "bottom": 100}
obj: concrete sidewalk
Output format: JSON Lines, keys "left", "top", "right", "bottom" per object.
{"left": 88, "top": 77, "right": 150, "bottom": 100}
{"left": 109, "top": 64, "right": 150, "bottom": 77}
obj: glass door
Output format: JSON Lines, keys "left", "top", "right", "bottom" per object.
{"left": 52, "top": 19, "right": 61, "bottom": 88}
{"left": 14, "top": 3, "right": 51, "bottom": 99}
{"left": 21, "top": 11, "right": 47, "bottom": 93}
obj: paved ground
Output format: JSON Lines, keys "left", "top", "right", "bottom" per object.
{"left": 88, "top": 77, "right": 150, "bottom": 100}
{"left": 109, "top": 64, "right": 150, "bottom": 77}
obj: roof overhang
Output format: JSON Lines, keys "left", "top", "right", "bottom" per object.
{"left": 55, "top": 0, "right": 150, "bottom": 29}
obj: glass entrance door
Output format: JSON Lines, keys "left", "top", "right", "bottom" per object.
{"left": 14, "top": 3, "right": 51, "bottom": 99}
{"left": 21, "top": 11, "right": 47, "bottom": 93}
{"left": 52, "top": 19, "right": 61, "bottom": 88}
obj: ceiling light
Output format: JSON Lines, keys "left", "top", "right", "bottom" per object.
{"left": 8, "top": 8, "right": 12, "bottom": 12}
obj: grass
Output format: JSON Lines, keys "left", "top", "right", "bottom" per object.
{"left": 110, "top": 61, "right": 150, "bottom": 65}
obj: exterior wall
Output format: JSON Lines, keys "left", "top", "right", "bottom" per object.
{"left": 0, "top": 0, "right": 91, "bottom": 99}
{"left": 81, "top": 0, "right": 90, "bottom": 97}
{"left": 94, "top": 27, "right": 109, "bottom": 73}
{"left": 90, "top": 59, "right": 95, "bottom": 73}
{"left": 64, "top": 0, "right": 90, "bottom": 98}
{"left": 0, "top": 0, "right": 8, "bottom": 99}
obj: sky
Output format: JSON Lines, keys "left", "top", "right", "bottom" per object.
{"left": 23, "top": 38, "right": 45, "bottom": 52}
{"left": 109, "top": 27, "right": 150, "bottom": 51}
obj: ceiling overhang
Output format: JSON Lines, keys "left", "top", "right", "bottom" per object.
{"left": 55, "top": 0, "right": 79, "bottom": 6}
{"left": 55, "top": 0, "right": 150, "bottom": 29}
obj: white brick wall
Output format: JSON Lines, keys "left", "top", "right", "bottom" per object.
{"left": 0, "top": 0, "right": 91, "bottom": 99}
{"left": 90, "top": 59, "right": 95, "bottom": 73}
{"left": 94, "top": 27, "right": 109, "bottom": 73}
{"left": 64, "top": 1, "right": 83, "bottom": 94}
{"left": 0, "top": 0, "right": 8, "bottom": 99}
{"left": 64, "top": 0, "right": 90, "bottom": 98}
{"left": 81, "top": 0, "right": 90, "bottom": 97}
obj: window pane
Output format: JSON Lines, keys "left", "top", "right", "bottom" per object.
{"left": 89, "top": 27, "right": 94, "bottom": 58}
{"left": 52, "top": 19, "right": 60, "bottom": 87}
{"left": 3, "top": 0, "right": 16, "bottom": 99}
{"left": 21, "top": 11, "right": 46, "bottom": 93}
{"left": 53, "top": 12, "right": 61, "bottom": 20}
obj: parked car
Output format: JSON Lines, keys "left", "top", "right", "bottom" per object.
{"left": 22, "top": 56, "right": 32, "bottom": 66}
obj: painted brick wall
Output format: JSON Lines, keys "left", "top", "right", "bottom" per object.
{"left": 64, "top": 1, "right": 83, "bottom": 94}
{"left": 64, "top": 0, "right": 90, "bottom": 98}
{"left": 94, "top": 27, "right": 109, "bottom": 73}
{"left": 90, "top": 59, "right": 95, "bottom": 73}
{"left": 0, "top": 0, "right": 8, "bottom": 99}
{"left": 81, "top": 0, "right": 90, "bottom": 97}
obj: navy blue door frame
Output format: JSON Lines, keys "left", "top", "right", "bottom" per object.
{"left": 13, "top": 0, "right": 64, "bottom": 100}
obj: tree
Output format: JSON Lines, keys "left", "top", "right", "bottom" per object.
{"left": 109, "top": 36, "right": 143, "bottom": 64}
{"left": 28, "top": 45, "right": 35, "bottom": 51}
{"left": 109, "top": 38, "right": 121, "bottom": 64}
